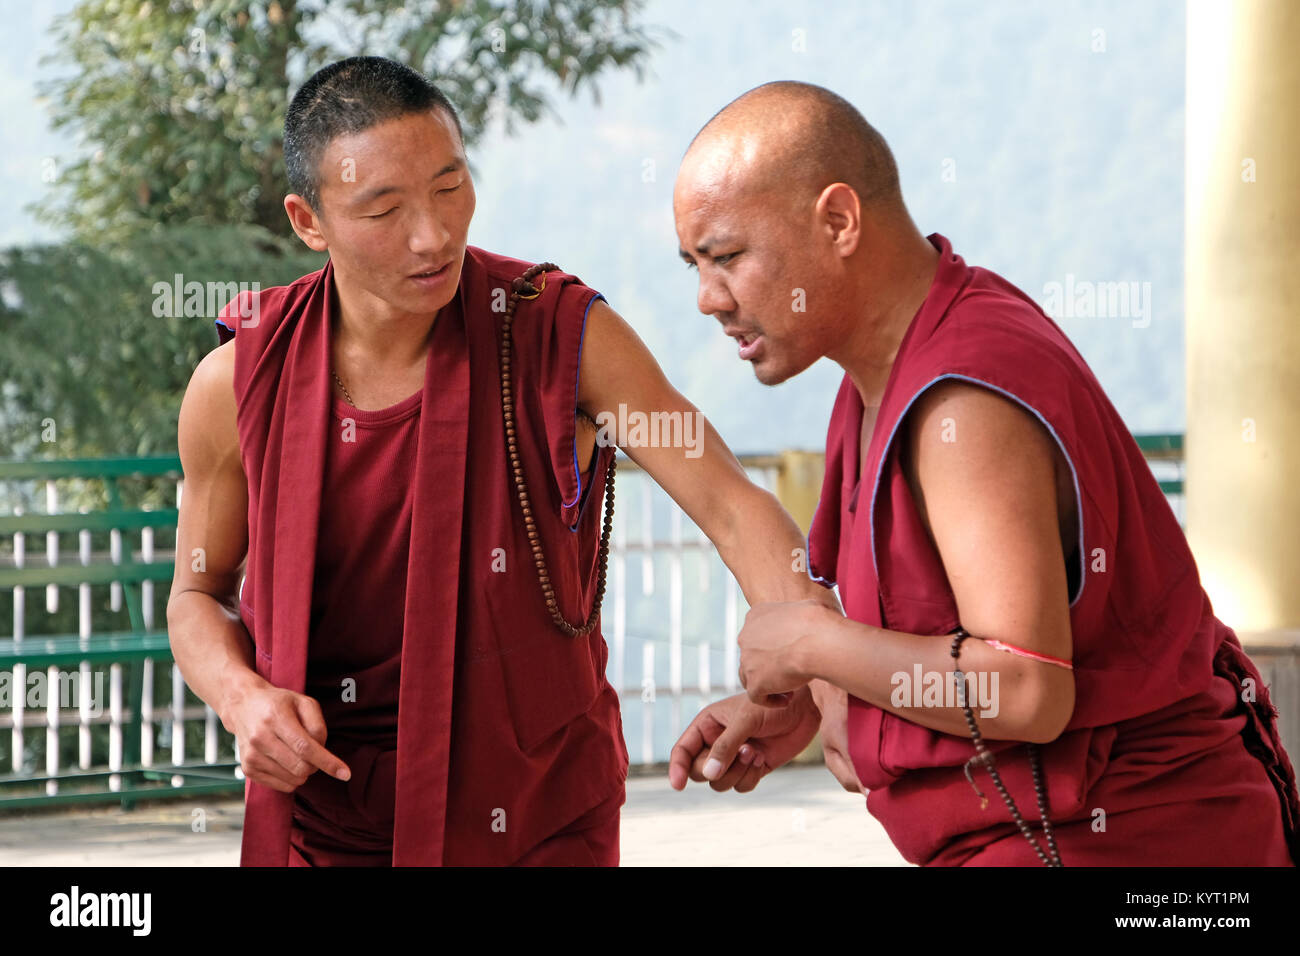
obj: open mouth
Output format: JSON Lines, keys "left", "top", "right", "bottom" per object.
{"left": 730, "top": 330, "right": 764, "bottom": 360}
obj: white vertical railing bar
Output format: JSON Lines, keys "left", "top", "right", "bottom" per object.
{"left": 45, "top": 480, "right": 58, "bottom": 614}
{"left": 141, "top": 659, "right": 154, "bottom": 767}
{"left": 109, "top": 528, "right": 122, "bottom": 612}
{"left": 107, "top": 504, "right": 124, "bottom": 787}
{"left": 641, "top": 642, "right": 655, "bottom": 765}
{"left": 205, "top": 705, "right": 218, "bottom": 764}
{"left": 45, "top": 663, "right": 58, "bottom": 796}
{"left": 110, "top": 661, "right": 124, "bottom": 779}
{"left": 697, "top": 524, "right": 710, "bottom": 592}
{"left": 612, "top": 511, "right": 626, "bottom": 697}
{"left": 724, "top": 573, "right": 739, "bottom": 693}
{"left": 669, "top": 507, "right": 683, "bottom": 741}
{"left": 640, "top": 486, "right": 654, "bottom": 596}
{"left": 109, "top": 663, "right": 123, "bottom": 792}
{"left": 11, "top": 513, "right": 25, "bottom": 774}
{"left": 169, "top": 483, "right": 181, "bottom": 774}
{"left": 171, "top": 663, "right": 185, "bottom": 784}
{"left": 141, "top": 525, "right": 155, "bottom": 630}
{"left": 78, "top": 522, "right": 92, "bottom": 770}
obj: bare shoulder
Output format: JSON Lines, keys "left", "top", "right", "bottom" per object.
{"left": 576, "top": 296, "right": 671, "bottom": 408}
{"left": 173, "top": 340, "right": 248, "bottom": 601}
{"left": 178, "top": 340, "right": 240, "bottom": 478}
{"left": 904, "top": 378, "right": 1056, "bottom": 460}
{"left": 900, "top": 377, "right": 1075, "bottom": 550}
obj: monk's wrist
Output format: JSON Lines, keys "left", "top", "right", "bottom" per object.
{"left": 792, "top": 602, "right": 842, "bottom": 685}
{"left": 216, "top": 661, "right": 268, "bottom": 726}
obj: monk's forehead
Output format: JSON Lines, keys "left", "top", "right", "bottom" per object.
{"left": 676, "top": 127, "right": 786, "bottom": 208}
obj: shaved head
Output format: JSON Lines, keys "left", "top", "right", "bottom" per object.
{"left": 673, "top": 81, "right": 936, "bottom": 390}
{"left": 682, "top": 81, "right": 901, "bottom": 211}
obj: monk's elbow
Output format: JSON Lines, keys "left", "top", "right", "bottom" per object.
{"left": 1016, "top": 670, "right": 1076, "bottom": 744}
{"left": 992, "top": 667, "right": 1074, "bottom": 744}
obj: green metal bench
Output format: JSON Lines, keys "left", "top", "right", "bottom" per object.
{"left": 0, "top": 456, "right": 243, "bottom": 810}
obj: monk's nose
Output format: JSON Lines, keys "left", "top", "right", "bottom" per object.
{"left": 409, "top": 206, "right": 452, "bottom": 256}
{"left": 697, "top": 273, "right": 736, "bottom": 318}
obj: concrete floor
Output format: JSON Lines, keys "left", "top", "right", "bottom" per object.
{"left": 0, "top": 764, "right": 908, "bottom": 866}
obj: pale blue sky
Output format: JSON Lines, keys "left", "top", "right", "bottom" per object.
{"left": 1, "top": 0, "right": 1186, "bottom": 447}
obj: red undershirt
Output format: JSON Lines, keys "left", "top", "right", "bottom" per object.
{"left": 291, "top": 387, "right": 421, "bottom": 858}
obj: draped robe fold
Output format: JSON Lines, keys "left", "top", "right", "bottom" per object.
{"left": 215, "top": 247, "right": 628, "bottom": 865}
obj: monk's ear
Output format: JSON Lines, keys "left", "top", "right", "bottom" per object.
{"left": 815, "top": 182, "right": 861, "bottom": 258}
{"left": 284, "top": 194, "right": 329, "bottom": 253}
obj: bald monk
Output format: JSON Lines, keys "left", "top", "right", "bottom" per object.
{"left": 167, "top": 57, "right": 834, "bottom": 866}
{"left": 668, "top": 81, "right": 1300, "bottom": 866}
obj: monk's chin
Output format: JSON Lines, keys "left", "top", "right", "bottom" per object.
{"left": 751, "top": 355, "right": 805, "bottom": 387}
{"left": 396, "top": 280, "right": 459, "bottom": 314}
{"left": 752, "top": 364, "right": 788, "bottom": 386}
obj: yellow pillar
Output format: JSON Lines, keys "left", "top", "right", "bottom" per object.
{"left": 773, "top": 450, "right": 827, "bottom": 763}
{"left": 1185, "top": 0, "right": 1300, "bottom": 639}
{"left": 775, "top": 450, "right": 825, "bottom": 536}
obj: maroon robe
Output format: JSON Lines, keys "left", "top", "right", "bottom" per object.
{"left": 214, "top": 246, "right": 629, "bottom": 865}
{"left": 807, "top": 233, "right": 1299, "bottom": 866}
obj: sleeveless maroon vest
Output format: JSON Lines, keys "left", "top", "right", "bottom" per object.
{"left": 215, "top": 246, "right": 627, "bottom": 865}
{"left": 807, "top": 234, "right": 1299, "bottom": 864}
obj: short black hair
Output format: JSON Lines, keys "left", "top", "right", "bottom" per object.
{"left": 284, "top": 56, "right": 463, "bottom": 211}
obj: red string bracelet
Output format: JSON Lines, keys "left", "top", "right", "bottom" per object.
{"left": 983, "top": 638, "right": 1073, "bottom": 670}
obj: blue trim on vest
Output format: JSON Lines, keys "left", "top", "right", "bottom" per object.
{"left": 867, "top": 373, "right": 1086, "bottom": 610}
{"left": 565, "top": 291, "right": 606, "bottom": 531}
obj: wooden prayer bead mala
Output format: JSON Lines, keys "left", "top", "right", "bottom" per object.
{"left": 500, "top": 263, "right": 616, "bottom": 638}
{"left": 951, "top": 626, "right": 1064, "bottom": 866}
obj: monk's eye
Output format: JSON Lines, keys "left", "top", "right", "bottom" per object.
{"left": 367, "top": 208, "right": 396, "bottom": 219}
{"left": 682, "top": 259, "right": 698, "bottom": 271}
{"left": 437, "top": 184, "right": 462, "bottom": 195}
{"left": 714, "top": 252, "right": 738, "bottom": 265}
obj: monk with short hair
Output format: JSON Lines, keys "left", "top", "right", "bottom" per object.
{"left": 668, "top": 81, "right": 1299, "bottom": 866}
{"left": 167, "top": 58, "right": 834, "bottom": 866}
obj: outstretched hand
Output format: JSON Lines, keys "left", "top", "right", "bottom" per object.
{"left": 668, "top": 685, "right": 821, "bottom": 793}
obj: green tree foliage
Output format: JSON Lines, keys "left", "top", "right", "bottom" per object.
{"left": 2, "top": 0, "right": 662, "bottom": 461}
{"left": 35, "top": 0, "right": 663, "bottom": 240}
{"left": 0, "top": 224, "right": 323, "bottom": 460}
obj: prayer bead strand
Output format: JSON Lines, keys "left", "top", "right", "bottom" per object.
{"left": 951, "top": 626, "right": 1064, "bottom": 866}
{"left": 500, "top": 263, "right": 616, "bottom": 637}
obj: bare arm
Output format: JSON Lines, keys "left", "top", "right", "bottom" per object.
{"left": 739, "top": 380, "right": 1077, "bottom": 744}
{"left": 168, "top": 341, "right": 257, "bottom": 716}
{"left": 577, "top": 299, "right": 833, "bottom": 612}
{"left": 168, "top": 341, "right": 350, "bottom": 788}
{"left": 577, "top": 299, "right": 844, "bottom": 788}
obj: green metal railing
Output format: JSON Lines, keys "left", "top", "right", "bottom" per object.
{"left": 1133, "top": 432, "right": 1184, "bottom": 496}
{"left": 0, "top": 456, "right": 242, "bottom": 810}
{"left": 0, "top": 437, "right": 1185, "bottom": 809}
